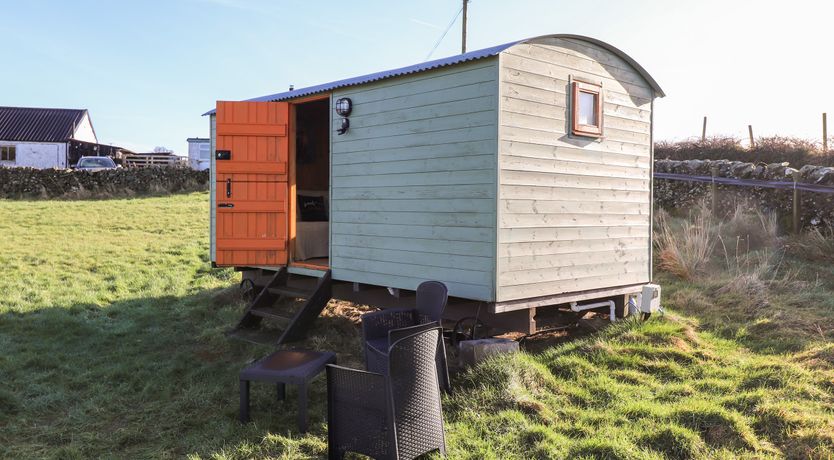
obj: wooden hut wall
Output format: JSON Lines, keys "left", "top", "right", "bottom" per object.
{"left": 495, "top": 37, "right": 654, "bottom": 302}
{"left": 329, "top": 59, "right": 500, "bottom": 301}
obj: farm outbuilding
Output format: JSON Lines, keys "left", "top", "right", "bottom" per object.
{"left": 205, "top": 34, "right": 664, "bottom": 335}
{"left": 0, "top": 106, "right": 98, "bottom": 169}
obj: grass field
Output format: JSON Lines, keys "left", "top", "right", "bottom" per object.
{"left": 1, "top": 193, "right": 832, "bottom": 459}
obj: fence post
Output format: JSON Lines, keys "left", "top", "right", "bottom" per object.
{"left": 710, "top": 165, "right": 718, "bottom": 216}
{"left": 792, "top": 170, "right": 801, "bottom": 233}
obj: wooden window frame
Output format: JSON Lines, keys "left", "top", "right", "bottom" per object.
{"left": 571, "top": 81, "right": 603, "bottom": 138}
{"left": 0, "top": 145, "right": 15, "bottom": 162}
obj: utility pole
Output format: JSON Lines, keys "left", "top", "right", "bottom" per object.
{"left": 461, "top": 0, "right": 468, "bottom": 54}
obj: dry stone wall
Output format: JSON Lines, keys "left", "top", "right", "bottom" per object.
{"left": 654, "top": 159, "right": 834, "bottom": 229}
{"left": 0, "top": 167, "right": 210, "bottom": 199}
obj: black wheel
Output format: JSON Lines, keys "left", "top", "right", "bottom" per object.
{"left": 239, "top": 278, "right": 257, "bottom": 302}
{"left": 452, "top": 317, "right": 487, "bottom": 348}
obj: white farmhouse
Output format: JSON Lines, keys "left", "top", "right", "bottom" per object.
{"left": 186, "top": 137, "right": 210, "bottom": 170}
{"left": 0, "top": 106, "right": 98, "bottom": 169}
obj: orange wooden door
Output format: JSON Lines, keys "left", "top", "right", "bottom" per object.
{"left": 214, "top": 101, "right": 289, "bottom": 267}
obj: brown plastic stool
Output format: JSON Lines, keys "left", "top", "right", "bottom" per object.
{"left": 239, "top": 349, "right": 336, "bottom": 432}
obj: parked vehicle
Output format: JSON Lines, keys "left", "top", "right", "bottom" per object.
{"left": 74, "top": 156, "right": 118, "bottom": 171}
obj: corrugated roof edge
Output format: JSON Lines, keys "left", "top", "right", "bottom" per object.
{"left": 203, "top": 34, "right": 664, "bottom": 116}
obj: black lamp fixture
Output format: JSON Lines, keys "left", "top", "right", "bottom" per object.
{"left": 335, "top": 97, "right": 352, "bottom": 135}
{"left": 335, "top": 97, "right": 352, "bottom": 116}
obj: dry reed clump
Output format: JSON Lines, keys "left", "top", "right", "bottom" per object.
{"left": 655, "top": 205, "right": 716, "bottom": 280}
{"left": 784, "top": 228, "right": 834, "bottom": 263}
{"left": 719, "top": 204, "right": 778, "bottom": 251}
{"left": 656, "top": 202, "right": 790, "bottom": 288}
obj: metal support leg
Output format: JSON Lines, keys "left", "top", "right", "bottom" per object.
{"left": 277, "top": 382, "right": 285, "bottom": 401}
{"left": 297, "top": 383, "right": 308, "bottom": 432}
{"left": 239, "top": 379, "right": 250, "bottom": 423}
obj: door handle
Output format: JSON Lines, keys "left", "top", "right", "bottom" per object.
{"left": 218, "top": 203, "right": 234, "bottom": 208}
{"left": 226, "top": 178, "right": 232, "bottom": 198}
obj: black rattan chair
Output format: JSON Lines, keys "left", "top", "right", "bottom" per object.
{"left": 362, "top": 281, "right": 449, "bottom": 388}
{"left": 326, "top": 325, "right": 447, "bottom": 460}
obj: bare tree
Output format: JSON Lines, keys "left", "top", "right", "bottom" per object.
{"left": 153, "top": 146, "right": 173, "bottom": 154}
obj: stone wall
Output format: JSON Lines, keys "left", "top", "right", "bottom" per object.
{"left": 654, "top": 159, "right": 834, "bottom": 229}
{"left": 0, "top": 167, "right": 210, "bottom": 199}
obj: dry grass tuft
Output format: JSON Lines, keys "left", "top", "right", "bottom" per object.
{"left": 784, "top": 227, "right": 834, "bottom": 263}
{"left": 720, "top": 204, "right": 778, "bottom": 252}
{"left": 655, "top": 206, "right": 716, "bottom": 280}
{"left": 793, "top": 344, "right": 834, "bottom": 370}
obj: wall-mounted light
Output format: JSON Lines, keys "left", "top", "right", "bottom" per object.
{"left": 335, "top": 97, "right": 352, "bottom": 116}
{"left": 337, "top": 117, "right": 350, "bottom": 135}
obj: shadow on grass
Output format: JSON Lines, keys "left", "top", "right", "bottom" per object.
{"left": 0, "top": 286, "right": 364, "bottom": 459}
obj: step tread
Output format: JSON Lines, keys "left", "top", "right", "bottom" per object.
{"left": 268, "top": 286, "right": 313, "bottom": 298}
{"left": 249, "top": 306, "right": 293, "bottom": 325}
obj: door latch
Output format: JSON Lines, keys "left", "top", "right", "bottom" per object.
{"left": 226, "top": 178, "right": 232, "bottom": 198}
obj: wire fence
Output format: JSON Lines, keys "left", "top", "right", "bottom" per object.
{"left": 654, "top": 172, "right": 834, "bottom": 232}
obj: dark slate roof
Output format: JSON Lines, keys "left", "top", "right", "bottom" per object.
{"left": 0, "top": 106, "right": 88, "bottom": 142}
{"left": 204, "top": 34, "right": 664, "bottom": 116}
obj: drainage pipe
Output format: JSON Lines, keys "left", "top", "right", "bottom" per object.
{"left": 570, "top": 300, "right": 617, "bottom": 322}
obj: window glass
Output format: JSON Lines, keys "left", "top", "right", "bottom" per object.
{"left": 78, "top": 157, "right": 115, "bottom": 167}
{"left": 578, "top": 91, "right": 598, "bottom": 126}
{"left": 0, "top": 146, "right": 15, "bottom": 162}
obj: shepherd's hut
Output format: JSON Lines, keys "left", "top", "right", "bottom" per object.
{"left": 205, "top": 34, "right": 664, "bottom": 340}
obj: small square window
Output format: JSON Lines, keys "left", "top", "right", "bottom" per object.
{"left": 571, "top": 81, "right": 603, "bottom": 137}
{"left": 0, "top": 146, "right": 15, "bottom": 162}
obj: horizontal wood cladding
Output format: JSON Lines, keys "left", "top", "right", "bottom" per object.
{"left": 500, "top": 185, "right": 649, "bottom": 202}
{"left": 332, "top": 139, "right": 496, "bottom": 165}
{"left": 502, "top": 48, "right": 655, "bottom": 101}
{"left": 333, "top": 154, "right": 495, "bottom": 177}
{"left": 499, "top": 225, "right": 650, "bottom": 243}
{"left": 500, "top": 170, "right": 650, "bottom": 192}
{"left": 500, "top": 248, "right": 647, "bottom": 272}
{"left": 331, "top": 59, "right": 498, "bottom": 301}
{"left": 500, "top": 155, "right": 650, "bottom": 180}
{"left": 334, "top": 184, "right": 495, "bottom": 200}
{"left": 499, "top": 236, "right": 649, "bottom": 257}
{"left": 500, "top": 142, "right": 650, "bottom": 168}
{"left": 502, "top": 199, "right": 650, "bottom": 215}
{"left": 498, "top": 272, "right": 650, "bottom": 301}
{"left": 496, "top": 38, "right": 654, "bottom": 302}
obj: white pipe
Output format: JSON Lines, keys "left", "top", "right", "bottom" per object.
{"left": 570, "top": 300, "right": 617, "bottom": 322}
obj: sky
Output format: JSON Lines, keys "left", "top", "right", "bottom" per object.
{"left": 2, "top": 0, "right": 833, "bottom": 154}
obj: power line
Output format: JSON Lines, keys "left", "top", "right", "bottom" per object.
{"left": 425, "top": 5, "right": 464, "bottom": 61}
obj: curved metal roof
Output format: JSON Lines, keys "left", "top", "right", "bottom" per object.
{"left": 204, "top": 34, "right": 663, "bottom": 116}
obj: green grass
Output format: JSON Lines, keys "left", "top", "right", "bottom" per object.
{"left": 1, "top": 193, "right": 832, "bottom": 459}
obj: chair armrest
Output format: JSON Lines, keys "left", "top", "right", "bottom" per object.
{"left": 364, "top": 341, "right": 390, "bottom": 374}
{"left": 361, "top": 308, "right": 417, "bottom": 341}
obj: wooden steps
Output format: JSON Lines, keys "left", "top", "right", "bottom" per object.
{"left": 228, "top": 268, "right": 332, "bottom": 346}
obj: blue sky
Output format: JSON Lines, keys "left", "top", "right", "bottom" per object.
{"left": 2, "top": 0, "right": 833, "bottom": 154}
